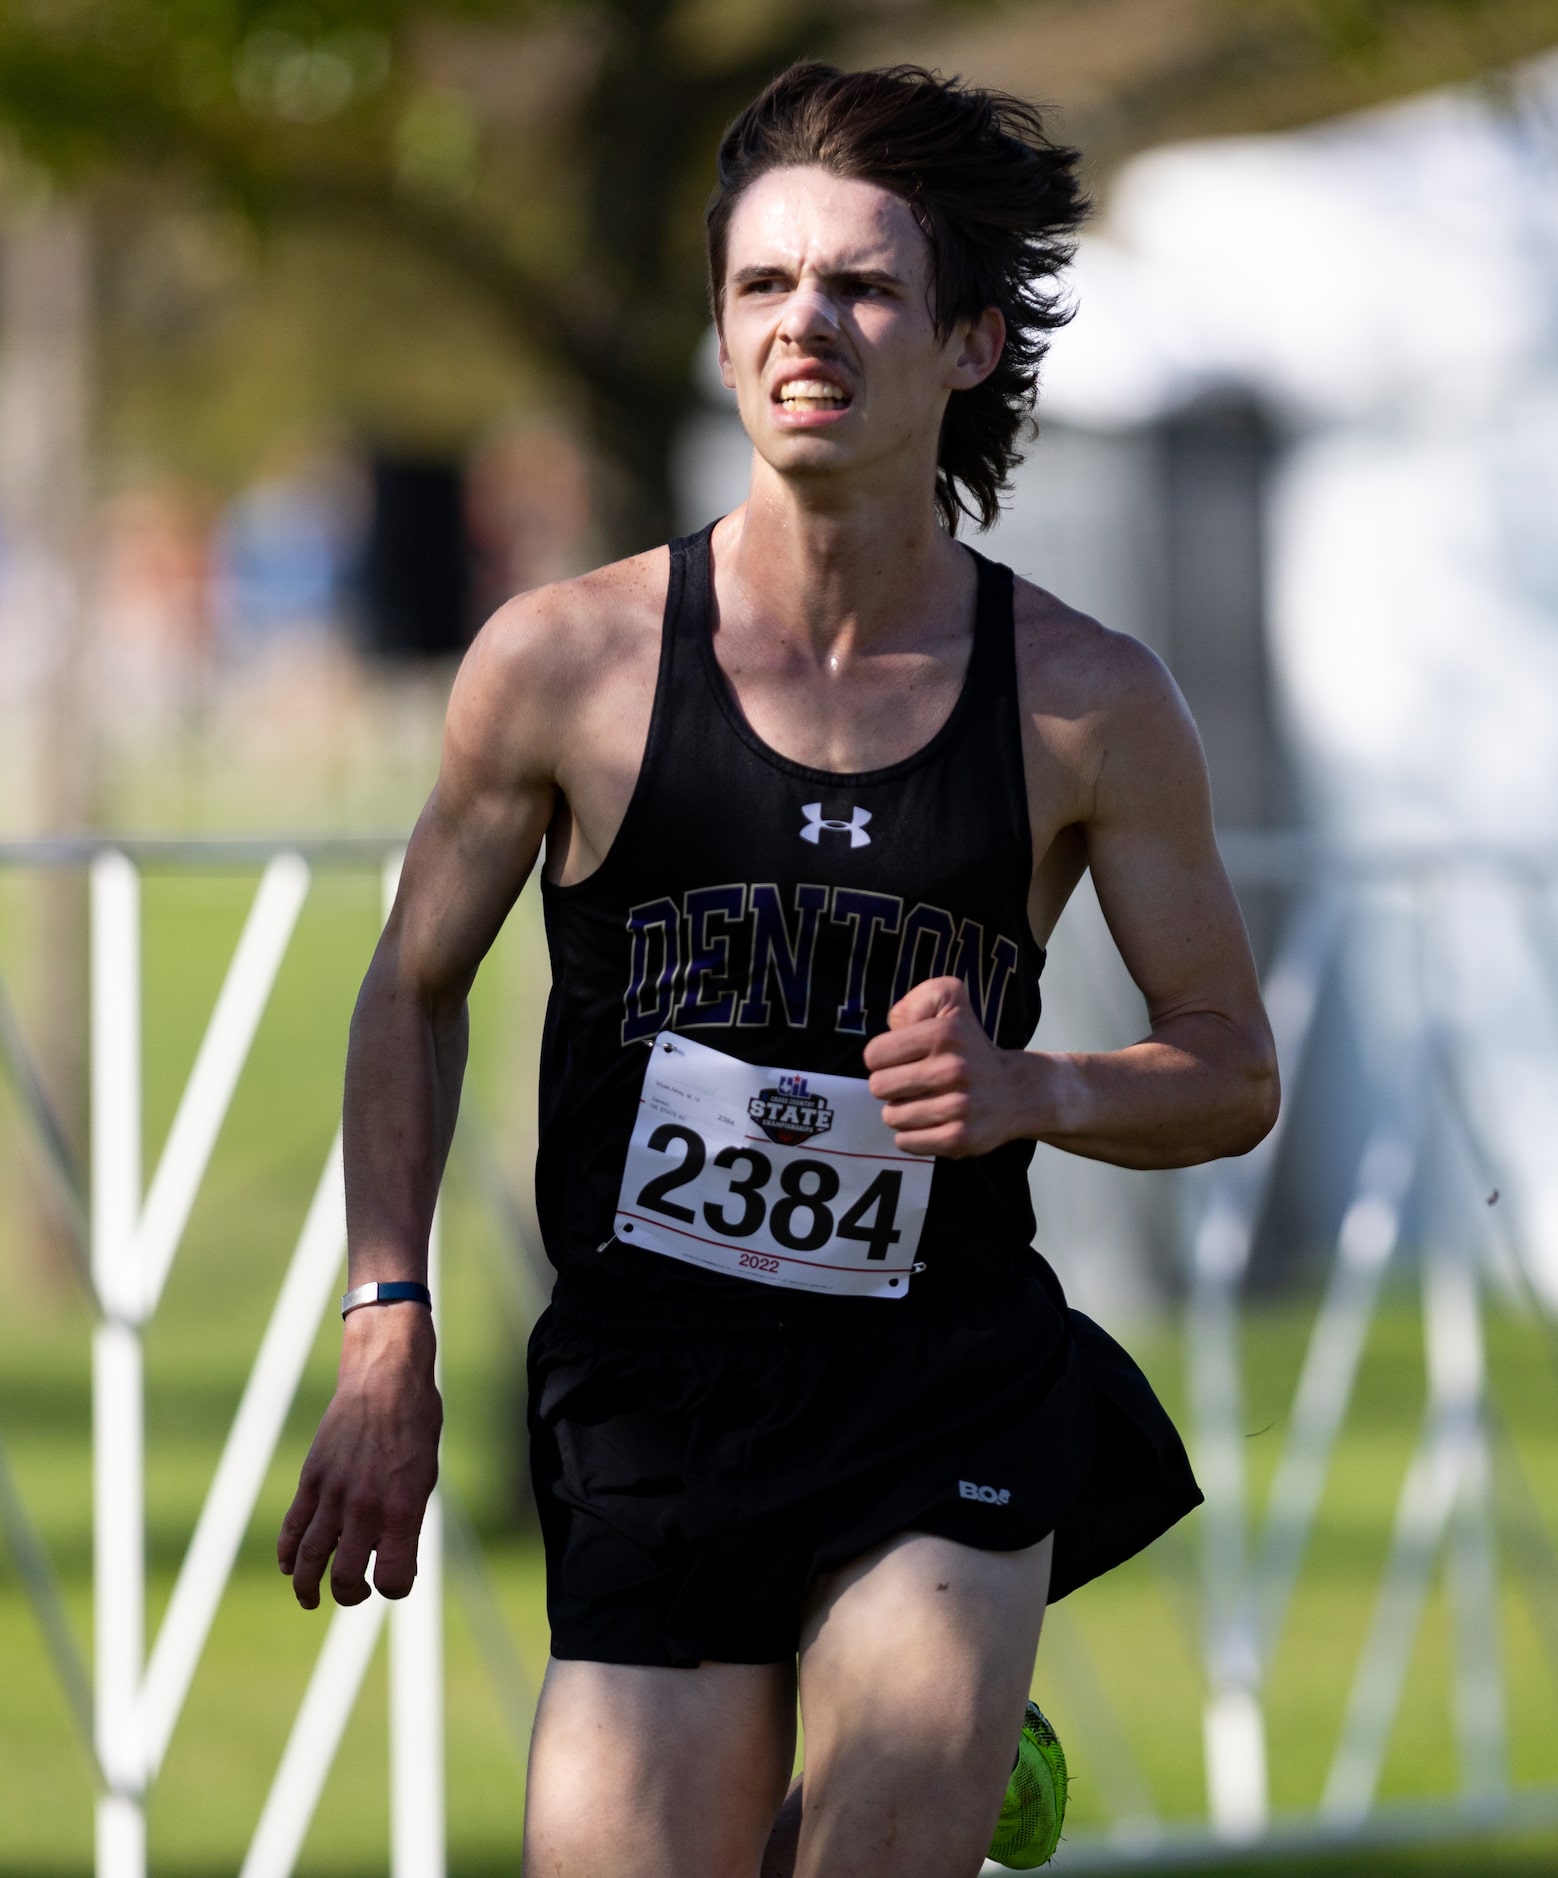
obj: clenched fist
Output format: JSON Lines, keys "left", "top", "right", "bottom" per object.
{"left": 864, "top": 976, "right": 1032, "bottom": 1158}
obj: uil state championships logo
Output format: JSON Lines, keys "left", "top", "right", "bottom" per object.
{"left": 748, "top": 1072, "right": 834, "bottom": 1147}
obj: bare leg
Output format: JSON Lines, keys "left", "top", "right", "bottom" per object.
{"left": 523, "top": 1657, "right": 795, "bottom": 1878}
{"left": 772, "top": 1530, "right": 1051, "bottom": 1878}
{"left": 760, "top": 1776, "right": 804, "bottom": 1878}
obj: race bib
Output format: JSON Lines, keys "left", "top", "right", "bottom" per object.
{"left": 613, "top": 1033, "right": 931, "bottom": 1299}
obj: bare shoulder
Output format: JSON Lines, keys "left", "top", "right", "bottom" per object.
{"left": 1011, "top": 574, "right": 1180, "bottom": 721}
{"left": 445, "top": 546, "right": 669, "bottom": 780}
{"left": 1010, "top": 573, "right": 1201, "bottom": 817}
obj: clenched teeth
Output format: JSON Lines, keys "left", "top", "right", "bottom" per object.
{"left": 777, "top": 378, "right": 850, "bottom": 408}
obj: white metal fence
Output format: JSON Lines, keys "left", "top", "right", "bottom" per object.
{"left": 1, "top": 835, "right": 1557, "bottom": 1875}
{"left": 1054, "top": 835, "right": 1558, "bottom": 1868}
{"left": 0, "top": 839, "right": 456, "bottom": 1878}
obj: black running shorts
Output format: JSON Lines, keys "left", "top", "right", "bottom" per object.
{"left": 527, "top": 1259, "right": 1201, "bottom": 1667}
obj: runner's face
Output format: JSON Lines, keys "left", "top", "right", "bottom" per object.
{"left": 716, "top": 167, "right": 1002, "bottom": 491}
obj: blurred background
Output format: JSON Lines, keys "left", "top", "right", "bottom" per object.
{"left": 3, "top": 2, "right": 1558, "bottom": 1875}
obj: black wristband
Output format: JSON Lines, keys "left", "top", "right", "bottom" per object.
{"left": 340, "top": 1280, "right": 433, "bottom": 1319}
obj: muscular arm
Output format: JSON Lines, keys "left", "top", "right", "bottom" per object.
{"left": 278, "top": 601, "right": 561, "bottom": 1609}
{"left": 865, "top": 633, "right": 1278, "bottom": 1170}
{"left": 1025, "top": 639, "right": 1277, "bottom": 1165}
{"left": 343, "top": 636, "right": 557, "bottom": 1290}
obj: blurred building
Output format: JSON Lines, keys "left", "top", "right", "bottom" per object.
{"left": 1034, "top": 48, "right": 1558, "bottom": 1316}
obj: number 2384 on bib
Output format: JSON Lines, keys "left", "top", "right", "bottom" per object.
{"left": 613, "top": 1034, "right": 932, "bottom": 1299}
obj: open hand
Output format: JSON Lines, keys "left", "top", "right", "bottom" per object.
{"left": 864, "top": 976, "right": 1026, "bottom": 1158}
{"left": 277, "top": 1306, "right": 442, "bottom": 1609}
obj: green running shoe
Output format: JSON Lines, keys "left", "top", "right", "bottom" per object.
{"left": 987, "top": 1700, "right": 1068, "bottom": 1870}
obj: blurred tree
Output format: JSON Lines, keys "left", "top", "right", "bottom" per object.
{"left": 0, "top": 0, "right": 1553, "bottom": 551}
{"left": 904, "top": 0, "right": 1558, "bottom": 169}
{"left": 0, "top": 0, "right": 935, "bottom": 550}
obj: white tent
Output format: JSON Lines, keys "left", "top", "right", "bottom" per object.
{"left": 1030, "top": 50, "right": 1558, "bottom": 1310}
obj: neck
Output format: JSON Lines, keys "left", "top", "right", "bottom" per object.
{"left": 716, "top": 456, "right": 970, "bottom": 658}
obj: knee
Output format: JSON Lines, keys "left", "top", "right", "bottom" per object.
{"left": 525, "top": 1768, "right": 767, "bottom": 1878}
{"left": 524, "top": 1700, "right": 791, "bottom": 1878}
{"left": 791, "top": 1745, "right": 1004, "bottom": 1878}
{"left": 797, "top": 1682, "right": 1016, "bottom": 1854}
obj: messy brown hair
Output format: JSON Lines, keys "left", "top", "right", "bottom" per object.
{"left": 707, "top": 62, "right": 1087, "bottom": 532}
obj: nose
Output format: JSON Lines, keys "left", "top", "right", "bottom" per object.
{"left": 777, "top": 280, "right": 839, "bottom": 346}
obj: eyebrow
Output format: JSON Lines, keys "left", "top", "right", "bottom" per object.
{"left": 728, "top": 263, "right": 908, "bottom": 290}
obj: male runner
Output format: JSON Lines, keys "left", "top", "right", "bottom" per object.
{"left": 279, "top": 63, "right": 1278, "bottom": 1878}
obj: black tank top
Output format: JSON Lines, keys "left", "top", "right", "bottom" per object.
{"left": 536, "top": 522, "right": 1046, "bottom": 1326}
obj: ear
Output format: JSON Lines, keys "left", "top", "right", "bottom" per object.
{"left": 946, "top": 306, "right": 1005, "bottom": 391}
{"left": 716, "top": 318, "right": 737, "bottom": 391}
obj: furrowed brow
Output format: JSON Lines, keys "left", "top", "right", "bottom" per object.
{"left": 824, "top": 266, "right": 905, "bottom": 291}
{"left": 727, "top": 262, "right": 908, "bottom": 292}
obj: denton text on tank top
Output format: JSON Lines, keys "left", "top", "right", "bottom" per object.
{"left": 536, "top": 523, "right": 1046, "bottom": 1324}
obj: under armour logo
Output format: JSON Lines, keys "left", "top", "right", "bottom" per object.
{"left": 800, "top": 803, "right": 872, "bottom": 848}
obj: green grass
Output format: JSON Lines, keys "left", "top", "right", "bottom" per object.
{"left": 1140, "top": 1842, "right": 1558, "bottom": 1878}
{"left": 3, "top": 868, "right": 1558, "bottom": 1873}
